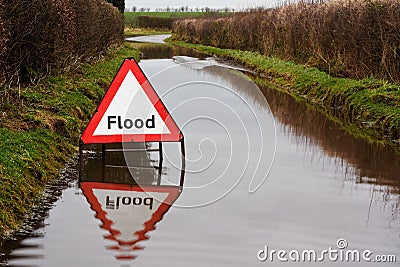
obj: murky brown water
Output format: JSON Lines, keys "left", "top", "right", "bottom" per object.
{"left": 1, "top": 35, "right": 399, "bottom": 266}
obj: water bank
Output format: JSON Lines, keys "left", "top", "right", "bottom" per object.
{"left": 0, "top": 43, "right": 140, "bottom": 239}
{"left": 2, "top": 38, "right": 399, "bottom": 266}
{"left": 168, "top": 40, "right": 400, "bottom": 152}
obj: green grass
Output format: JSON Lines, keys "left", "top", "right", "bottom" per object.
{"left": 169, "top": 40, "right": 400, "bottom": 149}
{"left": 124, "top": 12, "right": 208, "bottom": 28}
{"left": 125, "top": 11, "right": 208, "bottom": 19}
{"left": 124, "top": 11, "right": 231, "bottom": 29}
{"left": 0, "top": 43, "right": 141, "bottom": 238}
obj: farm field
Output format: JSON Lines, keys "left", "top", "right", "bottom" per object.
{"left": 124, "top": 11, "right": 230, "bottom": 29}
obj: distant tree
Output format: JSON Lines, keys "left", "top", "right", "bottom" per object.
{"left": 132, "top": 6, "right": 137, "bottom": 12}
{"left": 106, "top": 0, "right": 125, "bottom": 13}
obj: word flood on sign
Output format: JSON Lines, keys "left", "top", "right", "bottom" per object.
{"left": 107, "top": 115, "right": 155, "bottom": 130}
{"left": 80, "top": 58, "right": 183, "bottom": 143}
{"left": 106, "top": 195, "right": 154, "bottom": 210}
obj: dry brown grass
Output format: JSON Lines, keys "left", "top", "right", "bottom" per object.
{"left": 173, "top": 0, "right": 400, "bottom": 82}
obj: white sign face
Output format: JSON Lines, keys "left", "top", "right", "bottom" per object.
{"left": 93, "top": 71, "right": 170, "bottom": 136}
{"left": 92, "top": 188, "right": 169, "bottom": 242}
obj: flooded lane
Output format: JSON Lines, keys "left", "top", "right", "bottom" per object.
{"left": 1, "top": 36, "right": 399, "bottom": 266}
{"left": 125, "top": 34, "right": 172, "bottom": 44}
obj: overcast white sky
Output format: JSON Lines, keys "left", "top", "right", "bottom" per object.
{"left": 125, "top": 0, "right": 287, "bottom": 10}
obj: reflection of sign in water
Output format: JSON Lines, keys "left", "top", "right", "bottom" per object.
{"left": 78, "top": 58, "right": 185, "bottom": 262}
{"left": 81, "top": 182, "right": 181, "bottom": 260}
{"left": 81, "top": 58, "right": 183, "bottom": 144}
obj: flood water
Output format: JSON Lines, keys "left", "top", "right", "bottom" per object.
{"left": 1, "top": 35, "right": 399, "bottom": 266}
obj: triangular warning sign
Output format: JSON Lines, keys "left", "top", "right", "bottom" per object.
{"left": 81, "top": 182, "right": 181, "bottom": 260}
{"left": 81, "top": 59, "right": 183, "bottom": 144}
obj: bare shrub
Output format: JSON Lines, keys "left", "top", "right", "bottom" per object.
{"left": 2, "top": 0, "right": 77, "bottom": 84}
{"left": 0, "top": 0, "right": 123, "bottom": 87}
{"left": 173, "top": 0, "right": 400, "bottom": 82}
{"left": 0, "top": 0, "right": 8, "bottom": 85}
{"left": 136, "top": 16, "right": 175, "bottom": 29}
{"left": 72, "top": 0, "right": 123, "bottom": 57}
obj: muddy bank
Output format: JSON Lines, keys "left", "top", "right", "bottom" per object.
{"left": 0, "top": 43, "right": 140, "bottom": 239}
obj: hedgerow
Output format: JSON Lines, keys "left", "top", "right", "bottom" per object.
{"left": 173, "top": 0, "right": 400, "bottom": 82}
{"left": 0, "top": 0, "right": 124, "bottom": 87}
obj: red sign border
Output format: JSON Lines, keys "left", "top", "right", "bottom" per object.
{"left": 81, "top": 182, "right": 181, "bottom": 246}
{"left": 81, "top": 59, "right": 183, "bottom": 144}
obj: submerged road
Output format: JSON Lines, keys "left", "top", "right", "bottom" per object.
{"left": 1, "top": 35, "right": 399, "bottom": 267}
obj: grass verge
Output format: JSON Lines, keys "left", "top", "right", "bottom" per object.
{"left": 169, "top": 40, "right": 400, "bottom": 150}
{"left": 0, "top": 42, "right": 140, "bottom": 239}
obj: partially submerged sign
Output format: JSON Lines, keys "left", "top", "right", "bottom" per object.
{"left": 81, "top": 182, "right": 181, "bottom": 250}
{"left": 81, "top": 59, "right": 183, "bottom": 144}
